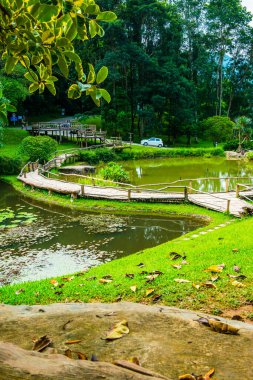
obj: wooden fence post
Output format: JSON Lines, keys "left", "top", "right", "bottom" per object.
{"left": 226, "top": 199, "right": 231, "bottom": 214}
{"left": 92, "top": 178, "right": 95, "bottom": 186}
{"left": 225, "top": 178, "right": 230, "bottom": 192}
{"left": 128, "top": 189, "right": 131, "bottom": 201}
{"left": 81, "top": 184, "right": 85, "bottom": 196}
{"left": 236, "top": 184, "right": 240, "bottom": 198}
{"left": 184, "top": 187, "right": 188, "bottom": 201}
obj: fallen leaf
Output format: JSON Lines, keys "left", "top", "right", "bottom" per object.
{"left": 139, "top": 271, "right": 148, "bottom": 275}
{"left": 232, "top": 248, "right": 239, "bottom": 252}
{"left": 233, "top": 265, "right": 240, "bottom": 272}
{"left": 62, "top": 276, "right": 74, "bottom": 282}
{"left": 15, "top": 288, "right": 25, "bottom": 295}
{"left": 64, "top": 349, "right": 72, "bottom": 358}
{"left": 203, "top": 368, "right": 215, "bottom": 380}
{"left": 129, "top": 357, "right": 140, "bottom": 365}
{"left": 145, "top": 288, "right": 155, "bottom": 296}
{"left": 181, "top": 260, "right": 189, "bottom": 265}
{"left": 172, "top": 264, "right": 182, "bottom": 269}
{"left": 130, "top": 285, "right": 137, "bottom": 292}
{"left": 102, "top": 275, "right": 113, "bottom": 280}
{"left": 201, "top": 281, "right": 217, "bottom": 289}
{"left": 76, "top": 351, "right": 87, "bottom": 360}
{"left": 170, "top": 252, "right": 182, "bottom": 260}
{"left": 54, "top": 291, "right": 63, "bottom": 295}
{"left": 151, "top": 294, "right": 162, "bottom": 303}
{"left": 137, "top": 263, "right": 145, "bottom": 267}
{"left": 210, "top": 276, "right": 219, "bottom": 282}
{"left": 103, "top": 320, "right": 129, "bottom": 340}
{"left": 150, "top": 270, "right": 163, "bottom": 275}
{"left": 231, "top": 280, "right": 246, "bottom": 288}
{"left": 62, "top": 320, "right": 73, "bottom": 330}
{"left": 204, "top": 264, "right": 225, "bottom": 273}
{"left": 174, "top": 278, "right": 190, "bottom": 283}
{"left": 65, "top": 340, "right": 82, "bottom": 345}
{"left": 232, "top": 315, "right": 243, "bottom": 321}
{"left": 86, "top": 276, "right": 97, "bottom": 281}
{"left": 208, "top": 319, "right": 239, "bottom": 335}
{"left": 50, "top": 279, "right": 59, "bottom": 287}
{"left": 125, "top": 273, "right": 135, "bottom": 279}
{"left": 192, "top": 283, "right": 201, "bottom": 290}
{"left": 227, "top": 274, "right": 246, "bottom": 280}
{"left": 99, "top": 279, "right": 112, "bottom": 284}
{"left": 145, "top": 274, "right": 159, "bottom": 283}
{"left": 178, "top": 375, "right": 196, "bottom": 380}
{"left": 33, "top": 335, "right": 52, "bottom": 352}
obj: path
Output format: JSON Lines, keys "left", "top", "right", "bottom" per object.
{"left": 18, "top": 153, "right": 253, "bottom": 217}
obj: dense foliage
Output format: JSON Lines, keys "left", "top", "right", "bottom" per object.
{"left": 20, "top": 136, "right": 58, "bottom": 162}
{"left": 0, "top": 156, "right": 22, "bottom": 174}
{"left": 98, "top": 162, "right": 130, "bottom": 183}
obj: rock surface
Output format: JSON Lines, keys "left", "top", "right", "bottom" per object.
{"left": 0, "top": 302, "right": 253, "bottom": 380}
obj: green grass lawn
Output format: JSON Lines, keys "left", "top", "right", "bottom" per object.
{"left": 1, "top": 176, "right": 253, "bottom": 320}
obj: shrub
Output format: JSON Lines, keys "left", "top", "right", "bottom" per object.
{"left": 0, "top": 156, "right": 22, "bottom": 174}
{"left": 246, "top": 152, "right": 253, "bottom": 161}
{"left": 98, "top": 162, "right": 130, "bottom": 183}
{"left": 19, "top": 136, "right": 58, "bottom": 162}
{"left": 79, "top": 148, "right": 116, "bottom": 165}
{"left": 201, "top": 116, "right": 235, "bottom": 143}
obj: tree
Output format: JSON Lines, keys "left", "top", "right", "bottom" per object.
{"left": 201, "top": 116, "right": 235, "bottom": 144}
{"left": 234, "top": 116, "right": 252, "bottom": 150}
{"left": 0, "top": 0, "right": 116, "bottom": 123}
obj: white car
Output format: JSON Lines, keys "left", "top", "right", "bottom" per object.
{"left": 141, "top": 137, "right": 163, "bottom": 147}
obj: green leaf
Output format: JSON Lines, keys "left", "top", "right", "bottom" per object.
{"left": 56, "top": 37, "right": 70, "bottom": 48}
{"left": 58, "top": 56, "right": 69, "bottom": 78}
{"left": 0, "top": 111, "right": 8, "bottom": 125}
{"left": 68, "top": 84, "right": 82, "bottom": 99}
{"left": 37, "top": 4, "right": 59, "bottom": 23}
{"left": 45, "top": 82, "right": 56, "bottom": 96}
{"left": 100, "top": 88, "right": 111, "bottom": 103}
{"left": 90, "top": 92, "right": 100, "bottom": 107}
{"left": 29, "top": 83, "right": 40, "bottom": 94}
{"left": 87, "top": 63, "right": 96, "bottom": 84}
{"left": 96, "top": 66, "right": 108, "bottom": 84}
{"left": 77, "top": 82, "right": 92, "bottom": 91}
{"left": 64, "top": 51, "right": 81, "bottom": 64}
{"left": 5, "top": 56, "right": 18, "bottom": 74}
{"left": 66, "top": 19, "right": 77, "bottom": 41}
{"left": 96, "top": 11, "right": 117, "bottom": 22}
{"left": 6, "top": 104, "right": 17, "bottom": 112}
{"left": 24, "top": 70, "right": 39, "bottom": 83}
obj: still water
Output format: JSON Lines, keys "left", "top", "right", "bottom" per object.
{"left": 0, "top": 182, "right": 204, "bottom": 284}
{"left": 123, "top": 157, "right": 253, "bottom": 192}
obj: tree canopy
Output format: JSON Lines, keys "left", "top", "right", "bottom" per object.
{"left": 0, "top": 0, "right": 116, "bottom": 123}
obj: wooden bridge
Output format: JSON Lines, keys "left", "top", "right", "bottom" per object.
{"left": 18, "top": 154, "right": 253, "bottom": 218}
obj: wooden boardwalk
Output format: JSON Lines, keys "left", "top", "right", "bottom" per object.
{"left": 18, "top": 154, "right": 253, "bottom": 218}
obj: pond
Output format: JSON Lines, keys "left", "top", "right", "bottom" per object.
{"left": 122, "top": 157, "right": 253, "bottom": 192}
{"left": 0, "top": 182, "right": 204, "bottom": 285}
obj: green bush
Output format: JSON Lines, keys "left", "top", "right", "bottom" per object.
{"left": 246, "top": 152, "right": 253, "bottom": 161}
{"left": 201, "top": 116, "right": 235, "bottom": 143}
{"left": 79, "top": 148, "right": 116, "bottom": 165}
{"left": 98, "top": 162, "right": 130, "bottom": 183}
{"left": 19, "top": 136, "right": 58, "bottom": 162}
{"left": 0, "top": 156, "right": 22, "bottom": 174}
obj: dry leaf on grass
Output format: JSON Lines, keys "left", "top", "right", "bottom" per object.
{"left": 174, "top": 278, "right": 190, "bottom": 283}
{"left": 32, "top": 335, "right": 52, "bottom": 352}
{"left": 227, "top": 274, "right": 246, "bottom": 280}
{"left": 145, "top": 288, "right": 155, "bottom": 296}
{"left": 179, "top": 368, "right": 215, "bottom": 380}
{"left": 233, "top": 265, "right": 240, "bottom": 272}
{"left": 15, "top": 288, "right": 25, "bottom": 295}
{"left": 125, "top": 273, "right": 135, "bottom": 279}
{"left": 231, "top": 280, "right": 246, "bottom": 288}
{"left": 50, "top": 279, "right": 59, "bottom": 287}
{"left": 64, "top": 349, "right": 87, "bottom": 360}
{"left": 103, "top": 320, "right": 129, "bottom": 340}
{"left": 172, "top": 264, "right": 182, "bottom": 269}
{"left": 130, "top": 285, "right": 137, "bottom": 292}
{"left": 99, "top": 279, "right": 113, "bottom": 284}
{"left": 201, "top": 281, "right": 217, "bottom": 289}
{"left": 65, "top": 339, "right": 82, "bottom": 345}
{"left": 204, "top": 264, "right": 225, "bottom": 273}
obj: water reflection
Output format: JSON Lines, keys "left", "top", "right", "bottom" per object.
{"left": 0, "top": 182, "right": 204, "bottom": 284}
{"left": 123, "top": 157, "right": 253, "bottom": 192}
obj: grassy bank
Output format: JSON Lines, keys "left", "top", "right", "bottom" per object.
{"left": 2, "top": 176, "right": 253, "bottom": 320}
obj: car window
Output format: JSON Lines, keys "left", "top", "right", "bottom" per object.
{"left": 155, "top": 138, "right": 160, "bottom": 141}
{"left": 149, "top": 138, "right": 155, "bottom": 141}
